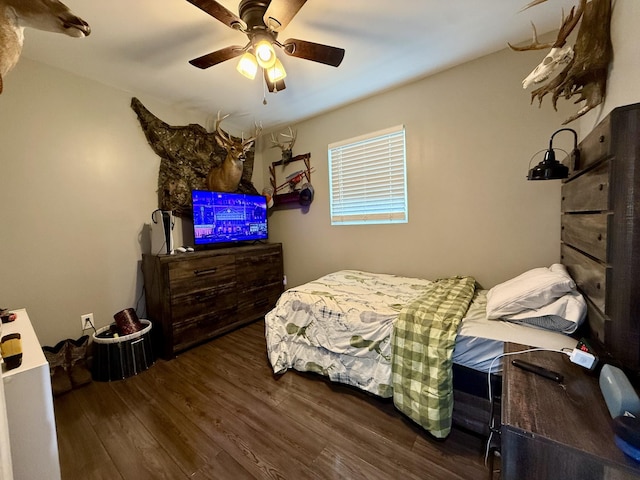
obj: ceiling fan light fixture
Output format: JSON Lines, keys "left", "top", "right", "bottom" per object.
{"left": 254, "top": 38, "right": 277, "bottom": 69}
{"left": 236, "top": 51, "right": 258, "bottom": 79}
{"left": 266, "top": 58, "right": 287, "bottom": 83}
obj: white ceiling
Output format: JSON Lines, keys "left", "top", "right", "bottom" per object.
{"left": 20, "top": 0, "right": 577, "bottom": 131}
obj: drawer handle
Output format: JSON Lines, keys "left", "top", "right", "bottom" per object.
{"left": 599, "top": 184, "right": 604, "bottom": 191}
{"left": 195, "top": 267, "right": 217, "bottom": 276}
{"left": 599, "top": 135, "right": 605, "bottom": 143}
{"left": 598, "top": 234, "right": 602, "bottom": 241}
{"left": 596, "top": 283, "right": 601, "bottom": 290}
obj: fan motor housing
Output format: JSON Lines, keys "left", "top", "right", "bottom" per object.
{"left": 239, "top": 0, "right": 270, "bottom": 30}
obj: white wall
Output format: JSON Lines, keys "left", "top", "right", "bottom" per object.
{"left": 258, "top": 46, "right": 575, "bottom": 290}
{"left": 0, "top": 58, "right": 206, "bottom": 345}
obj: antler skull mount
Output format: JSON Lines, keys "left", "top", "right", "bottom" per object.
{"left": 510, "top": 0, "right": 612, "bottom": 124}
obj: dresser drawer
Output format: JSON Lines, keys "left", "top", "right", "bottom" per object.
{"left": 562, "top": 160, "right": 610, "bottom": 213}
{"left": 561, "top": 213, "right": 610, "bottom": 262}
{"left": 561, "top": 244, "right": 609, "bottom": 312}
{"left": 168, "top": 255, "right": 235, "bottom": 296}
{"left": 237, "top": 282, "right": 283, "bottom": 320}
{"left": 172, "top": 308, "right": 239, "bottom": 352}
{"left": 171, "top": 282, "right": 237, "bottom": 320}
{"left": 236, "top": 247, "right": 283, "bottom": 287}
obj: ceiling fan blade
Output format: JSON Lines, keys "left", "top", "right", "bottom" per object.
{"left": 189, "top": 45, "right": 244, "bottom": 69}
{"left": 282, "top": 38, "right": 345, "bottom": 67}
{"left": 185, "top": 0, "right": 246, "bottom": 30}
{"left": 263, "top": 0, "right": 307, "bottom": 32}
{"left": 264, "top": 69, "right": 286, "bottom": 92}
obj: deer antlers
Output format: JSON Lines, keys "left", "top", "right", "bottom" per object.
{"left": 214, "top": 111, "right": 262, "bottom": 151}
{"left": 270, "top": 126, "right": 297, "bottom": 152}
{"left": 509, "top": 0, "right": 611, "bottom": 124}
{"left": 270, "top": 126, "right": 297, "bottom": 164}
{"left": 509, "top": 0, "right": 585, "bottom": 51}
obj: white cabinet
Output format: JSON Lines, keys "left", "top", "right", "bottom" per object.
{"left": 1, "top": 309, "right": 60, "bottom": 480}
{"left": 0, "top": 374, "right": 12, "bottom": 480}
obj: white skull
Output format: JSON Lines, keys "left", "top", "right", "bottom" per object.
{"left": 523, "top": 45, "right": 574, "bottom": 89}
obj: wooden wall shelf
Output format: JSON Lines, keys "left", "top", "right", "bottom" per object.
{"left": 269, "top": 153, "right": 312, "bottom": 210}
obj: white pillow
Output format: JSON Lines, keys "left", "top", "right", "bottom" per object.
{"left": 500, "top": 290, "right": 587, "bottom": 334}
{"left": 486, "top": 264, "right": 575, "bottom": 319}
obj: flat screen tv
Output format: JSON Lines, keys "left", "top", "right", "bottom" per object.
{"left": 191, "top": 190, "right": 268, "bottom": 248}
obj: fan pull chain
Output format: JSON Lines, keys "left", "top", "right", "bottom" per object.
{"left": 263, "top": 72, "right": 268, "bottom": 105}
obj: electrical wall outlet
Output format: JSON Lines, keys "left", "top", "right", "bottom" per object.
{"left": 81, "top": 313, "right": 94, "bottom": 331}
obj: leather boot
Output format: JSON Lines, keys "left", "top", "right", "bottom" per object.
{"left": 68, "top": 335, "right": 92, "bottom": 388}
{"left": 42, "top": 339, "right": 72, "bottom": 396}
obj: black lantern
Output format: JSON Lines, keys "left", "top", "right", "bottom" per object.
{"left": 527, "top": 128, "right": 579, "bottom": 180}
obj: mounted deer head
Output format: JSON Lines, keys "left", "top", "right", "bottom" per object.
{"left": 509, "top": 0, "right": 612, "bottom": 124}
{"left": 270, "top": 126, "right": 297, "bottom": 164}
{"left": 207, "top": 112, "right": 262, "bottom": 192}
{"left": 0, "top": 0, "right": 90, "bottom": 93}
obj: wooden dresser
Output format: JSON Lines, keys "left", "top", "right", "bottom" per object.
{"left": 142, "top": 243, "right": 283, "bottom": 359}
{"left": 561, "top": 103, "right": 640, "bottom": 377}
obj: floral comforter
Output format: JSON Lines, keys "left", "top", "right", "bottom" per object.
{"left": 265, "top": 270, "right": 434, "bottom": 397}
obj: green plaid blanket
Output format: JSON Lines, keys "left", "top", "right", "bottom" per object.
{"left": 391, "top": 276, "right": 476, "bottom": 438}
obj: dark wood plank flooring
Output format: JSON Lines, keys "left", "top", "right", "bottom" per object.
{"left": 54, "top": 320, "right": 491, "bottom": 479}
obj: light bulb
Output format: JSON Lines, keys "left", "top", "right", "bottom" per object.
{"left": 266, "top": 58, "right": 287, "bottom": 83}
{"left": 236, "top": 52, "right": 258, "bottom": 80}
{"left": 254, "top": 39, "right": 276, "bottom": 69}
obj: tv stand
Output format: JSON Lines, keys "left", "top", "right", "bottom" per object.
{"left": 142, "top": 243, "right": 283, "bottom": 359}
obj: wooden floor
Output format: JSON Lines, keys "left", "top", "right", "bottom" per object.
{"left": 54, "top": 320, "right": 491, "bottom": 479}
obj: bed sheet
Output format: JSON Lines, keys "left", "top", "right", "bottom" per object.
{"left": 454, "top": 290, "right": 578, "bottom": 373}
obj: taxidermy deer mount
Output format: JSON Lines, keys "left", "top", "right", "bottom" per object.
{"left": 270, "top": 126, "right": 297, "bottom": 165}
{"left": 509, "top": 0, "right": 612, "bottom": 124}
{"left": 130, "top": 97, "right": 260, "bottom": 217}
{"left": 208, "top": 111, "right": 262, "bottom": 192}
{"left": 0, "top": 0, "right": 90, "bottom": 93}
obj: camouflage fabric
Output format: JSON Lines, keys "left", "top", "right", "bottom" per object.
{"left": 392, "top": 276, "right": 476, "bottom": 438}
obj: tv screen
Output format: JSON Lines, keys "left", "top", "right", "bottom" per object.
{"left": 191, "top": 190, "right": 268, "bottom": 247}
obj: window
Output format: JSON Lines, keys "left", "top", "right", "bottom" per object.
{"left": 328, "top": 125, "right": 407, "bottom": 225}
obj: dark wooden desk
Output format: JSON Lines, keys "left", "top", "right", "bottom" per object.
{"left": 501, "top": 343, "right": 640, "bottom": 479}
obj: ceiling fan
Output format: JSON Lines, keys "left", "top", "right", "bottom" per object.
{"left": 186, "top": 0, "right": 345, "bottom": 92}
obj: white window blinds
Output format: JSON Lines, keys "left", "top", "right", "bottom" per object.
{"left": 328, "top": 125, "right": 407, "bottom": 225}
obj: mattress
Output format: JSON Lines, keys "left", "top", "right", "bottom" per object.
{"left": 453, "top": 290, "right": 578, "bottom": 373}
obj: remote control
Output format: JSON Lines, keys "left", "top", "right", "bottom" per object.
{"left": 512, "top": 359, "right": 564, "bottom": 383}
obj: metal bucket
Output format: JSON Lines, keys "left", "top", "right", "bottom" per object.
{"left": 92, "top": 319, "right": 154, "bottom": 381}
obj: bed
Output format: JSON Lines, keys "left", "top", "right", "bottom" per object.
{"left": 265, "top": 268, "right": 581, "bottom": 438}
